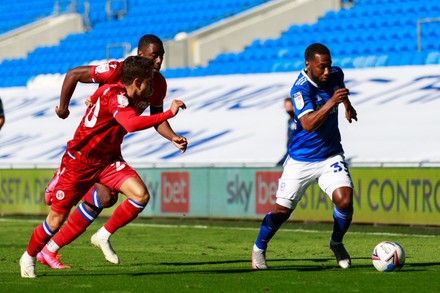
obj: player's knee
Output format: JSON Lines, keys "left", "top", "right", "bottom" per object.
{"left": 120, "top": 178, "right": 150, "bottom": 204}
{"left": 273, "top": 204, "right": 292, "bottom": 223}
{"left": 135, "top": 189, "right": 150, "bottom": 205}
{"left": 333, "top": 187, "right": 353, "bottom": 212}
{"left": 94, "top": 184, "right": 118, "bottom": 208}
{"left": 99, "top": 190, "right": 118, "bottom": 208}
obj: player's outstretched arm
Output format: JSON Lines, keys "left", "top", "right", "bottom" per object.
{"left": 56, "top": 66, "right": 93, "bottom": 119}
{"left": 115, "top": 99, "right": 186, "bottom": 133}
{"left": 151, "top": 105, "right": 188, "bottom": 153}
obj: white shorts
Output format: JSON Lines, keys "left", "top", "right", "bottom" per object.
{"left": 276, "top": 154, "right": 353, "bottom": 210}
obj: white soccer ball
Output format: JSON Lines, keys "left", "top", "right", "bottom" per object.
{"left": 371, "top": 241, "right": 405, "bottom": 272}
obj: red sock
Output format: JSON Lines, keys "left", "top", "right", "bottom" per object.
{"left": 104, "top": 199, "right": 145, "bottom": 234}
{"left": 82, "top": 187, "right": 100, "bottom": 208}
{"left": 51, "top": 203, "right": 97, "bottom": 248}
{"left": 27, "top": 221, "right": 55, "bottom": 257}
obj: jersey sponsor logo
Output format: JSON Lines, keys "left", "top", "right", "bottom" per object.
{"left": 161, "top": 172, "right": 189, "bottom": 213}
{"left": 293, "top": 91, "right": 304, "bottom": 110}
{"left": 56, "top": 190, "right": 65, "bottom": 200}
{"left": 117, "top": 93, "right": 129, "bottom": 107}
{"left": 279, "top": 181, "right": 286, "bottom": 191}
{"left": 255, "top": 171, "right": 281, "bottom": 214}
{"left": 95, "top": 64, "right": 110, "bottom": 74}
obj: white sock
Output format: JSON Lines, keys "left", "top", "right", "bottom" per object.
{"left": 96, "top": 226, "right": 112, "bottom": 240}
{"left": 253, "top": 244, "right": 264, "bottom": 252}
{"left": 24, "top": 251, "right": 35, "bottom": 259}
{"left": 46, "top": 239, "right": 60, "bottom": 253}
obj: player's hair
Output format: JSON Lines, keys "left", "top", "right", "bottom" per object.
{"left": 121, "top": 56, "right": 153, "bottom": 85}
{"left": 304, "top": 43, "right": 331, "bottom": 61}
{"left": 138, "top": 34, "right": 163, "bottom": 51}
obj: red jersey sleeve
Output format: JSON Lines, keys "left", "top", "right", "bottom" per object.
{"left": 90, "top": 61, "right": 122, "bottom": 85}
{"left": 106, "top": 87, "right": 174, "bottom": 132}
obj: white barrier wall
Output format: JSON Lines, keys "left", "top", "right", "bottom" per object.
{"left": 0, "top": 65, "right": 439, "bottom": 168}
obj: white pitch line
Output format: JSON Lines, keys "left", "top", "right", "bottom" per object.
{"left": 129, "top": 222, "right": 439, "bottom": 238}
{"left": 2, "top": 218, "right": 438, "bottom": 238}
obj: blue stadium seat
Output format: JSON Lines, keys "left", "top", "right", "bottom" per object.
{"left": 0, "top": 0, "right": 439, "bottom": 86}
{"left": 425, "top": 51, "right": 440, "bottom": 65}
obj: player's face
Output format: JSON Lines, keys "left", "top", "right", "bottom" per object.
{"left": 285, "top": 99, "right": 294, "bottom": 118}
{"left": 305, "top": 53, "right": 332, "bottom": 86}
{"left": 138, "top": 43, "right": 165, "bottom": 74}
{"left": 135, "top": 71, "right": 154, "bottom": 99}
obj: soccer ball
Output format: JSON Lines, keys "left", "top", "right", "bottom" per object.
{"left": 371, "top": 241, "right": 405, "bottom": 272}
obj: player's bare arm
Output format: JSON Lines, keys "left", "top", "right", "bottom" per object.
{"left": 344, "top": 101, "right": 357, "bottom": 123}
{"left": 340, "top": 85, "right": 357, "bottom": 123}
{"left": 151, "top": 103, "right": 188, "bottom": 153}
{"left": 57, "top": 66, "right": 93, "bottom": 119}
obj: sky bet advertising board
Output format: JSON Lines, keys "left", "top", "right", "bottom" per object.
{"left": 1, "top": 167, "right": 439, "bottom": 226}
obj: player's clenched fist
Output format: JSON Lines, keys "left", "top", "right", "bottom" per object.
{"left": 332, "top": 88, "right": 350, "bottom": 104}
{"left": 55, "top": 106, "right": 70, "bottom": 119}
{"left": 169, "top": 99, "right": 186, "bottom": 115}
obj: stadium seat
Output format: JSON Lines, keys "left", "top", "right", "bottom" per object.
{"left": 1, "top": 0, "right": 439, "bottom": 86}
{"left": 425, "top": 51, "right": 440, "bottom": 65}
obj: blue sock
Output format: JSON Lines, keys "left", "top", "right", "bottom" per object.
{"left": 331, "top": 207, "right": 353, "bottom": 243}
{"left": 254, "top": 212, "right": 282, "bottom": 250}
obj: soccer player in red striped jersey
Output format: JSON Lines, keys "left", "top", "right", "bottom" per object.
{"left": 33, "top": 35, "right": 188, "bottom": 269}
{"left": 19, "top": 56, "right": 186, "bottom": 278}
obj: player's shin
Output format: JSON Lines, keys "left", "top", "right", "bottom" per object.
{"left": 47, "top": 202, "right": 100, "bottom": 251}
{"left": 102, "top": 198, "right": 146, "bottom": 235}
{"left": 331, "top": 206, "right": 353, "bottom": 243}
{"left": 254, "top": 212, "right": 282, "bottom": 250}
{"left": 26, "top": 220, "right": 56, "bottom": 256}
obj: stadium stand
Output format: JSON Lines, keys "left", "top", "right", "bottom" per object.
{"left": 181, "top": 0, "right": 440, "bottom": 78}
{"left": 0, "top": 0, "right": 54, "bottom": 35}
{"left": 0, "top": 0, "right": 439, "bottom": 86}
{"left": 0, "top": 0, "right": 271, "bottom": 87}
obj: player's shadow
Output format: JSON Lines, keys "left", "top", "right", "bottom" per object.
{"left": 400, "top": 262, "right": 440, "bottom": 272}
{"left": 159, "top": 256, "right": 375, "bottom": 272}
{"left": 42, "top": 257, "right": 440, "bottom": 277}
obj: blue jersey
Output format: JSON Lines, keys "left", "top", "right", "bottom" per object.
{"left": 288, "top": 67, "right": 345, "bottom": 162}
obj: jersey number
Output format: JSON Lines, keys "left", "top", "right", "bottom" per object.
{"left": 330, "top": 161, "right": 348, "bottom": 173}
{"left": 84, "top": 99, "right": 101, "bottom": 128}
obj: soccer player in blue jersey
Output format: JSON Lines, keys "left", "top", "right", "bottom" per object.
{"left": 252, "top": 43, "right": 358, "bottom": 269}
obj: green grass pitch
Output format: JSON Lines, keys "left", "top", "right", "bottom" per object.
{"left": 1, "top": 217, "right": 439, "bottom": 292}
